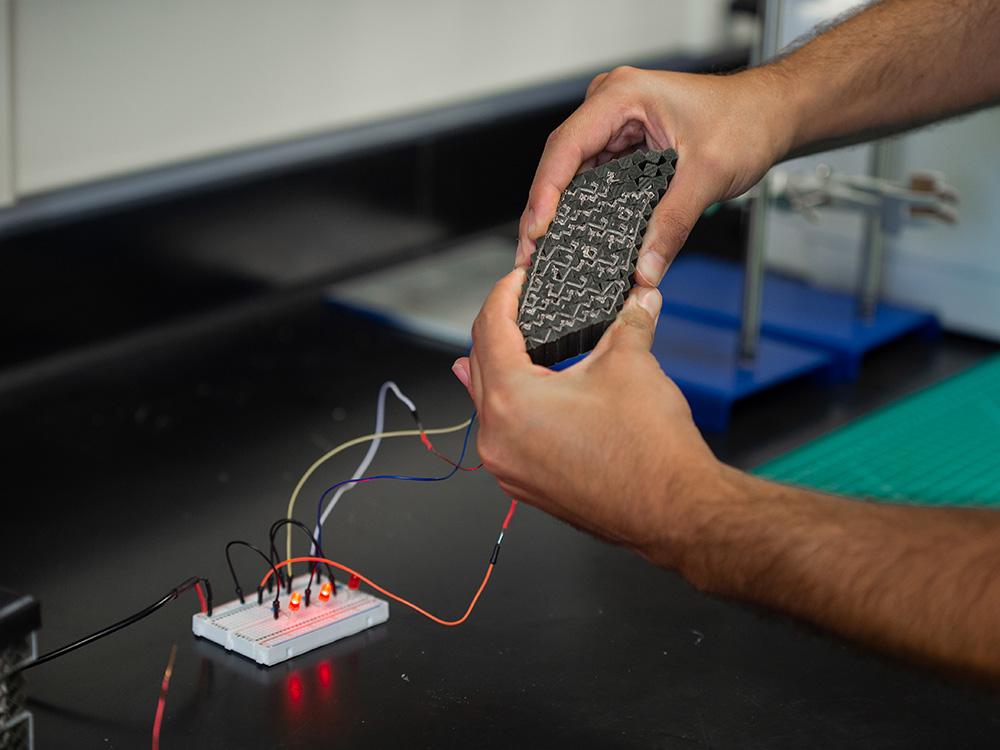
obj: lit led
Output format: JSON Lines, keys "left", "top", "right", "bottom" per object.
{"left": 287, "top": 673, "right": 303, "bottom": 703}
{"left": 289, "top": 591, "right": 302, "bottom": 611}
{"left": 317, "top": 661, "right": 333, "bottom": 689}
{"left": 318, "top": 582, "right": 333, "bottom": 602}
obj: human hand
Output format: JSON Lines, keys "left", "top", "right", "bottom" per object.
{"left": 451, "top": 270, "right": 723, "bottom": 567}
{"left": 515, "top": 66, "right": 792, "bottom": 285}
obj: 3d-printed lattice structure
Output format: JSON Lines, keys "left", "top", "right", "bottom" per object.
{"left": 517, "top": 149, "right": 676, "bottom": 366}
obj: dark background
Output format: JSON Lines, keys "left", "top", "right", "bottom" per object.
{"left": 2, "top": 45, "right": 998, "bottom": 748}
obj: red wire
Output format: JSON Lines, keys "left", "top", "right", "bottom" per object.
{"left": 420, "top": 432, "right": 484, "bottom": 472}
{"left": 151, "top": 644, "right": 177, "bottom": 750}
{"left": 194, "top": 583, "right": 207, "bottom": 614}
{"left": 259, "top": 499, "right": 517, "bottom": 627}
{"left": 502, "top": 500, "right": 518, "bottom": 530}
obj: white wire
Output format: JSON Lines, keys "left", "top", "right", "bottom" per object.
{"left": 311, "top": 381, "right": 417, "bottom": 551}
{"left": 385, "top": 381, "right": 417, "bottom": 414}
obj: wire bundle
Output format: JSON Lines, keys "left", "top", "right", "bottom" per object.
{"left": 17, "top": 380, "right": 512, "bottom": 682}
{"left": 260, "top": 496, "right": 516, "bottom": 627}
{"left": 261, "top": 380, "right": 511, "bottom": 627}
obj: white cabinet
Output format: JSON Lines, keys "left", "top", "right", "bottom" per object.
{"left": 0, "top": 0, "right": 725, "bottom": 203}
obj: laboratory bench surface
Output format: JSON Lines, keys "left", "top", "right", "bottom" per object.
{"left": 2, "top": 292, "right": 998, "bottom": 749}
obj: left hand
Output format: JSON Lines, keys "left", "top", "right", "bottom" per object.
{"left": 514, "top": 66, "right": 791, "bottom": 284}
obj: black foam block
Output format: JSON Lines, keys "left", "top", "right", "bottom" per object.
{"left": 517, "top": 148, "right": 677, "bottom": 366}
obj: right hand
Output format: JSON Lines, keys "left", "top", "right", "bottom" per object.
{"left": 451, "top": 272, "right": 723, "bottom": 568}
{"left": 515, "top": 65, "right": 793, "bottom": 285}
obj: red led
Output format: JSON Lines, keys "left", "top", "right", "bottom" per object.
{"left": 287, "top": 673, "right": 304, "bottom": 703}
{"left": 317, "top": 661, "right": 333, "bottom": 689}
{"left": 347, "top": 574, "right": 361, "bottom": 590}
{"left": 289, "top": 591, "right": 302, "bottom": 611}
{"left": 318, "top": 582, "right": 333, "bottom": 602}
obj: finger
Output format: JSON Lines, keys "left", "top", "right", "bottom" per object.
{"left": 451, "top": 357, "right": 472, "bottom": 393}
{"left": 514, "top": 245, "right": 532, "bottom": 269}
{"left": 515, "top": 203, "right": 533, "bottom": 267}
{"left": 454, "top": 354, "right": 484, "bottom": 413}
{"left": 596, "top": 150, "right": 616, "bottom": 166}
{"left": 469, "top": 347, "right": 484, "bottom": 411}
{"left": 588, "top": 287, "right": 662, "bottom": 360}
{"left": 585, "top": 71, "right": 609, "bottom": 99}
{"left": 470, "top": 269, "right": 533, "bottom": 383}
{"left": 522, "top": 91, "right": 634, "bottom": 246}
{"left": 604, "top": 121, "right": 646, "bottom": 154}
{"left": 635, "top": 167, "right": 715, "bottom": 286}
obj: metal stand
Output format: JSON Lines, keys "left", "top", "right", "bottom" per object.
{"left": 739, "top": 178, "right": 769, "bottom": 363}
{"left": 739, "top": 0, "right": 783, "bottom": 364}
{"left": 856, "top": 140, "right": 895, "bottom": 321}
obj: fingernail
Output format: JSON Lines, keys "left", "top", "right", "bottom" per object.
{"left": 633, "top": 286, "right": 662, "bottom": 319}
{"left": 526, "top": 206, "right": 539, "bottom": 236}
{"left": 451, "top": 360, "right": 470, "bottom": 389}
{"left": 636, "top": 252, "right": 666, "bottom": 285}
{"left": 514, "top": 239, "right": 526, "bottom": 268}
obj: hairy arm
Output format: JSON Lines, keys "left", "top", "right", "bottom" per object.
{"left": 518, "top": 0, "right": 1000, "bottom": 283}
{"left": 767, "top": 0, "right": 1000, "bottom": 158}
{"left": 456, "top": 274, "right": 1000, "bottom": 679}
{"left": 476, "top": 0, "right": 1000, "bottom": 678}
{"left": 675, "top": 468, "right": 1000, "bottom": 679}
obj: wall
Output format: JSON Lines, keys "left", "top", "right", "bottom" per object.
{"left": 763, "top": 0, "right": 1000, "bottom": 339}
{"left": 0, "top": 0, "right": 12, "bottom": 206}
{"left": 3, "top": 0, "right": 726, "bottom": 199}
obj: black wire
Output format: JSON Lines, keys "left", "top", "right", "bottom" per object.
{"left": 225, "top": 540, "right": 282, "bottom": 606}
{"left": 200, "top": 577, "right": 213, "bottom": 615}
{"left": 268, "top": 519, "right": 336, "bottom": 594}
{"left": 268, "top": 520, "right": 313, "bottom": 591}
{"left": 6, "top": 576, "right": 210, "bottom": 677}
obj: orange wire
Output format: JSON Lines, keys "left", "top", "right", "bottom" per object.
{"left": 260, "top": 555, "right": 493, "bottom": 627}
{"left": 260, "top": 499, "right": 517, "bottom": 627}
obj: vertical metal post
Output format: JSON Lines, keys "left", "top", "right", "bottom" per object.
{"left": 740, "top": 180, "right": 770, "bottom": 363}
{"left": 739, "top": 0, "right": 783, "bottom": 363}
{"left": 856, "top": 140, "right": 894, "bottom": 321}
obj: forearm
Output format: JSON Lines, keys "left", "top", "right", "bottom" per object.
{"left": 668, "top": 466, "right": 1000, "bottom": 679}
{"left": 747, "top": 0, "right": 1000, "bottom": 159}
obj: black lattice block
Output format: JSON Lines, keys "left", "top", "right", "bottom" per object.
{"left": 517, "top": 148, "right": 676, "bottom": 366}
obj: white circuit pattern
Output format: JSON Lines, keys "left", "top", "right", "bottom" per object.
{"left": 518, "top": 149, "right": 676, "bottom": 365}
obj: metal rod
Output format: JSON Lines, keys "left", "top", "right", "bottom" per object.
{"left": 739, "top": 0, "right": 783, "bottom": 363}
{"left": 740, "top": 178, "right": 770, "bottom": 364}
{"left": 856, "top": 140, "right": 894, "bottom": 321}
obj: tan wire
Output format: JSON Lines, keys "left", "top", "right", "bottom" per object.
{"left": 284, "top": 418, "right": 473, "bottom": 568}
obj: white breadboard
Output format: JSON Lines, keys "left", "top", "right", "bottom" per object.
{"left": 192, "top": 574, "right": 388, "bottom": 666}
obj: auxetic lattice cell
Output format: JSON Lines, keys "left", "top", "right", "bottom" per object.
{"left": 517, "top": 148, "right": 677, "bottom": 366}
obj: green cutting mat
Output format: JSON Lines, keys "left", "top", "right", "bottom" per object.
{"left": 755, "top": 355, "right": 1000, "bottom": 507}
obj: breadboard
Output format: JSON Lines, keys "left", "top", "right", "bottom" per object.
{"left": 192, "top": 574, "right": 388, "bottom": 666}
{"left": 517, "top": 149, "right": 676, "bottom": 366}
{"left": 755, "top": 355, "right": 1000, "bottom": 506}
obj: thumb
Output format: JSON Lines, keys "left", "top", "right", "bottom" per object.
{"left": 588, "top": 287, "right": 662, "bottom": 361}
{"left": 635, "top": 169, "right": 713, "bottom": 286}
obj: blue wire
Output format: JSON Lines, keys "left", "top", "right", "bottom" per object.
{"left": 314, "top": 410, "right": 477, "bottom": 552}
